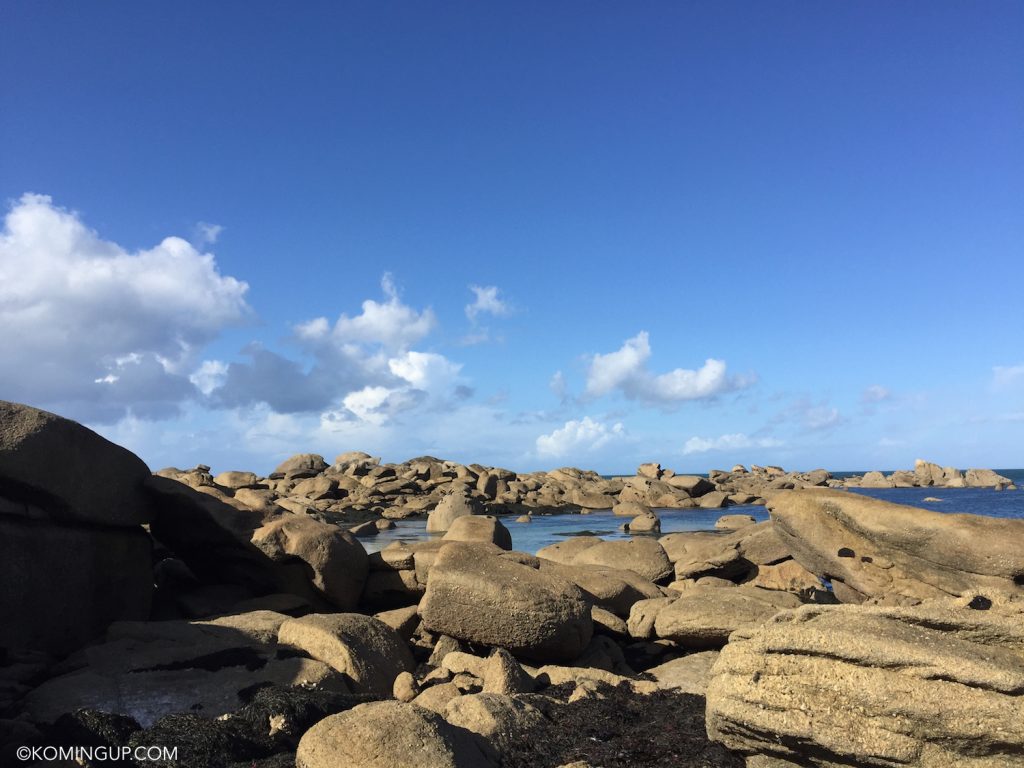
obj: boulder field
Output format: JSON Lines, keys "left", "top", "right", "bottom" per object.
{"left": 1, "top": 399, "right": 1022, "bottom": 767}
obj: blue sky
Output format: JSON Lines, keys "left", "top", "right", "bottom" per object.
{"left": 1, "top": 2, "right": 1021, "bottom": 474}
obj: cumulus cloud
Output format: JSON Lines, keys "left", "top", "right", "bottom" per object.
{"left": 465, "top": 285, "right": 510, "bottom": 322}
{"left": 340, "top": 386, "right": 423, "bottom": 427}
{"left": 330, "top": 351, "right": 466, "bottom": 426}
{"left": 189, "top": 360, "right": 229, "bottom": 396}
{"left": 682, "top": 433, "right": 784, "bottom": 455}
{"left": 298, "top": 274, "right": 436, "bottom": 352}
{"left": 206, "top": 281, "right": 466, "bottom": 424}
{"left": 389, "top": 351, "right": 462, "bottom": 393}
{"left": 535, "top": 416, "right": 625, "bottom": 458}
{"left": 583, "top": 332, "right": 752, "bottom": 406}
{"left": 0, "top": 193, "right": 250, "bottom": 421}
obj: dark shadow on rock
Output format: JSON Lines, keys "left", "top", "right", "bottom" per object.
{"left": 127, "top": 686, "right": 379, "bottom": 767}
{"left": 35, "top": 685, "right": 379, "bottom": 768}
{"left": 505, "top": 683, "right": 744, "bottom": 768}
{"left": 146, "top": 476, "right": 280, "bottom": 597}
{"left": 49, "top": 709, "right": 142, "bottom": 748}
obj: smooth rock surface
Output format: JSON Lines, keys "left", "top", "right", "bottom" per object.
{"left": 426, "top": 492, "right": 480, "bottom": 533}
{"left": 646, "top": 651, "right": 720, "bottom": 695}
{"left": 653, "top": 587, "right": 802, "bottom": 649}
{"left": 570, "top": 538, "right": 673, "bottom": 583}
{"left": 24, "top": 616, "right": 346, "bottom": 726}
{"left": 538, "top": 560, "right": 663, "bottom": 617}
{"left": 0, "top": 400, "right": 152, "bottom": 526}
{"left": 442, "top": 514, "right": 512, "bottom": 550}
{"left": 296, "top": 700, "right": 497, "bottom": 768}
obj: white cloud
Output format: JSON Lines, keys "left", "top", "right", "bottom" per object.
{"left": 210, "top": 276, "right": 451, "bottom": 414}
{"left": 342, "top": 386, "right": 403, "bottom": 426}
{"left": 189, "top": 360, "right": 229, "bottom": 395}
{"left": 583, "top": 332, "right": 752, "bottom": 406}
{"left": 333, "top": 351, "right": 466, "bottom": 427}
{"left": 302, "top": 274, "right": 435, "bottom": 352}
{"left": 389, "top": 351, "right": 462, "bottom": 392}
{"left": 465, "top": 285, "right": 510, "bottom": 322}
{"left": 993, "top": 364, "right": 1024, "bottom": 390}
{"left": 682, "top": 433, "right": 783, "bottom": 455}
{"left": 861, "top": 385, "right": 891, "bottom": 403}
{"left": 0, "top": 193, "right": 250, "bottom": 421}
{"left": 535, "top": 417, "right": 625, "bottom": 458}
{"left": 295, "top": 316, "right": 330, "bottom": 340}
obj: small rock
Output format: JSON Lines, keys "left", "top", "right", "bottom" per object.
{"left": 626, "top": 513, "right": 661, "bottom": 533}
{"left": 392, "top": 671, "right": 418, "bottom": 702}
{"left": 483, "top": 648, "right": 534, "bottom": 695}
{"left": 348, "top": 521, "right": 379, "bottom": 537}
{"left": 714, "top": 514, "right": 757, "bottom": 530}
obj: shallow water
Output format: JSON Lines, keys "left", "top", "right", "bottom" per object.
{"left": 362, "top": 483, "right": 1024, "bottom": 556}
{"left": 364, "top": 506, "right": 772, "bottom": 554}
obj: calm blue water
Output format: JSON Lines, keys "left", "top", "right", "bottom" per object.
{"left": 363, "top": 470, "right": 1024, "bottom": 555}
{"left": 363, "top": 506, "right": 771, "bottom": 554}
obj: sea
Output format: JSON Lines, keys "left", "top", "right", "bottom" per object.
{"left": 362, "top": 469, "right": 1024, "bottom": 556}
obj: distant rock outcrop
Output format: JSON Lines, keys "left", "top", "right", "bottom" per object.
{"left": 845, "top": 459, "right": 1012, "bottom": 490}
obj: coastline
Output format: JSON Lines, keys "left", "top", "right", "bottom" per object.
{"left": 2, "top": 401, "right": 1023, "bottom": 767}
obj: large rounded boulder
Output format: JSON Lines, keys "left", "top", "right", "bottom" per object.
{"left": 252, "top": 515, "right": 368, "bottom": 610}
{"left": 270, "top": 453, "right": 328, "bottom": 479}
{"left": 426, "top": 492, "right": 481, "bottom": 533}
{"left": 420, "top": 542, "right": 593, "bottom": 662}
{"left": 297, "top": 700, "right": 497, "bottom": 768}
{"left": 442, "top": 514, "right": 512, "bottom": 550}
{"left": 278, "top": 613, "right": 414, "bottom": 695}
{"left": 1, "top": 401, "right": 154, "bottom": 655}
{"left": 653, "top": 586, "right": 803, "bottom": 649}
{"left": 0, "top": 400, "right": 151, "bottom": 525}
{"left": 570, "top": 538, "right": 673, "bottom": 583}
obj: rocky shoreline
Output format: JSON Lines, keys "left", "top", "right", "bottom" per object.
{"left": 160, "top": 453, "right": 1016, "bottom": 536}
{"left": 1, "top": 399, "right": 1022, "bottom": 767}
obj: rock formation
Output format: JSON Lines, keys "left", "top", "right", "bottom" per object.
{"left": 706, "top": 597, "right": 1024, "bottom": 767}
{"left": 2, "top": 398, "right": 1022, "bottom": 768}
